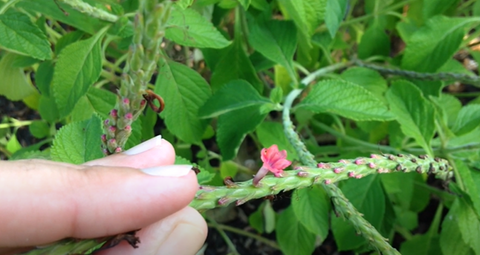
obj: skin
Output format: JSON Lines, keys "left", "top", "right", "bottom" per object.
{"left": 0, "top": 138, "right": 207, "bottom": 255}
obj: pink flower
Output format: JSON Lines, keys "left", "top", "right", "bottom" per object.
{"left": 253, "top": 145, "right": 291, "bottom": 185}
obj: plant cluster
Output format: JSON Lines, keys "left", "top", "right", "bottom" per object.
{"left": 1, "top": 0, "right": 480, "bottom": 254}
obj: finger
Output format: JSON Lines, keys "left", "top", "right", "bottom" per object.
{"left": 84, "top": 135, "right": 176, "bottom": 168}
{"left": 0, "top": 160, "right": 198, "bottom": 247}
{"left": 98, "top": 207, "right": 207, "bottom": 255}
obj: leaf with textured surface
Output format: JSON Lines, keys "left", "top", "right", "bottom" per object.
{"left": 440, "top": 200, "right": 476, "bottom": 255}
{"left": 296, "top": 79, "right": 393, "bottom": 121}
{"left": 277, "top": 0, "right": 326, "bottom": 39}
{"left": 217, "top": 105, "right": 267, "bottom": 160}
{"left": 0, "top": 53, "right": 36, "bottom": 100}
{"left": 332, "top": 175, "right": 385, "bottom": 250}
{"left": 0, "top": 11, "right": 51, "bottom": 60}
{"left": 166, "top": 7, "right": 230, "bottom": 49}
{"left": 455, "top": 159, "right": 480, "bottom": 218}
{"left": 358, "top": 21, "right": 390, "bottom": 59}
{"left": 292, "top": 186, "right": 330, "bottom": 240}
{"left": 447, "top": 198, "right": 480, "bottom": 255}
{"left": 452, "top": 104, "right": 480, "bottom": 136}
{"left": 52, "top": 28, "right": 106, "bottom": 118}
{"left": 401, "top": 16, "right": 478, "bottom": 72}
{"left": 17, "top": 0, "right": 111, "bottom": 35}
{"left": 256, "top": 121, "right": 298, "bottom": 160}
{"left": 277, "top": 206, "right": 316, "bottom": 255}
{"left": 340, "top": 67, "right": 387, "bottom": 102}
{"left": 248, "top": 19, "right": 297, "bottom": 78}
{"left": 156, "top": 59, "right": 211, "bottom": 144}
{"left": 51, "top": 115, "right": 103, "bottom": 164}
{"left": 386, "top": 80, "right": 435, "bottom": 154}
{"left": 324, "top": 0, "right": 347, "bottom": 38}
{"left": 199, "top": 80, "right": 269, "bottom": 118}
{"left": 210, "top": 40, "right": 263, "bottom": 93}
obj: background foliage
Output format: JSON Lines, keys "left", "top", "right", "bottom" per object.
{"left": 1, "top": 0, "right": 480, "bottom": 254}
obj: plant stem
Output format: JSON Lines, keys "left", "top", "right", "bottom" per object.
{"left": 301, "top": 62, "right": 352, "bottom": 85}
{"left": 0, "top": 0, "right": 21, "bottom": 14}
{"left": 354, "top": 59, "right": 480, "bottom": 88}
{"left": 207, "top": 222, "right": 281, "bottom": 250}
{"left": 207, "top": 217, "right": 240, "bottom": 255}
{"left": 282, "top": 88, "right": 402, "bottom": 255}
{"left": 57, "top": 0, "right": 118, "bottom": 22}
{"left": 311, "top": 119, "right": 405, "bottom": 155}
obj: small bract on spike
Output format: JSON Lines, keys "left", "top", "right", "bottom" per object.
{"left": 355, "top": 174, "right": 363, "bottom": 179}
{"left": 411, "top": 158, "right": 417, "bottom": 163}
{"left": 333, "top": 167, "right": 344, "bottom": 174}
{"left": 429, "top": 164, "right": 435, "bottom": 174}
{"left": 388, "top": 154, "right": 395, "bottom": 160}
{"left": 370, "top": 154, "right": 381, "bottom": 159}
{"left": 368, "top": 162, "right": 376, "bottom": 169}
{"left": 354, "top": 159, "right": 365, "bottom": 165}
{"left": 434, "top": 157, "right": 440, "bottom": 162}
{"left": 325, "top": 179, "right": 332, "bottom": 184}
{"left": 218, "top": 197, "right": 230, "bottom": 205}
{"left": 416, "top": 166, "right": 422, "bottom": 173}
{"left": 348, "top": 171, "right": 355, "bottom": 178}
{"left": 297, "top": 171, "right": 308, "bottom": 177}
{"left": 396, "top": 164, "right": 402, "bottom": 171}
{"left": 339, "top": 159, "right": 349, "bottom": 164}
{"left": 317, "top": 162, "right": 330, "bottom": 169}
{"left": 115, "top": 147, "right": 122, "bottom": 153}
{"left": 397, "top": 154, "right": 403, "bottom": 157}
{"left": 419, "top": 155, "right": 427, "bottom": 159}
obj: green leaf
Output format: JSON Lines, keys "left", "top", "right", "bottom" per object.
{"left": 423, "top": 0, "right": 457, "bottom": 20}
{"left": 291, "top": 186, "right": 330, "bottom": 240}
{"left": 0, "top": 53, "right": 36, "bottom": 100}
{"left": 210, "top": 40, "right": 263, "bottom": 93}
{"left": 35, "top": 60, "right": 54, "bottom": 97}
{"left": 455, "top": 197, "right": 480, "bottom": 255}
{"left": 29, "top": 120, "right": 50, "bottom": 139}
{"left": 174, "top": 0, "right": 194, "bottom": 9}
{"left": 256, "top": 121, "right": 298, "bottom": 161}
{"left": 358, "top": 21, "right": 390, "bottom": 59}
{"left": 429, "top": 94, "right": 462, "bottom": 128}
{"left": 156, "top": 59, "right": 211, "bottom": 144}
{"left": 0, "top": 11, "right": 52, "bottom": 60}
{"left": 38, "top": 95, "right": 60, "bottom": 123}
{"left": 340, "top": 67, "right": 388, "bottom": 102}
{"left": 440, "top": 200, "right": 475, "bottom": 255}
{"left": 276, "top": 206, "right": 316, "bottom": 255}
{"left": 331, "top": 175, "right": 385, "bottom": 250}
{"left": 199, "top": 80, "right": 270, "bottom": 118}
{"left": 51, "top": 115, "right": 104, "bottom": 164}
{"left": 52, "top": 28, "right": 106, "bottom": 118}
{"left": 385, "top": 80, "right": 435, "bottom": 155}
{"left": 70, "top": 87, "right": 117, "bottom": 122}
{"left": 220, "top": 161, "right": 238, "bottom": 179}
{"left": 401, "top": 16, "right": 478, "bottom": 72}
{"left": 296, "top": 79, "right": 393, "bottom": 121}
{"left": 277, "top": 0, "right": 326, "bottom": 38}
{"left": 6, "top": 133, "right": 22, "bottom": 154}
{"left": 217, "top": 105, "right": 267, "bottom": 160}
{"left": 248, "top": 19, "right": 297, "bottom": 79}
{"left": 55, "top": 31, "right": 84, "bottom": 55}
{"left": 400, "top": 234, "right": 441, "bottom": 255}
{"left": 17, "top": 0, "right": 111, "bottom": 35}
{"left": 263, "top": 201, "right": 276, "bottom": 233}
{"left": 165, "top": 7, "right": 231, "bottom": 49}
{"left": 455, "top": 159, "right": 480, "bottom": 218}
{"left": 249, "top": 203, "right": 265, "bottom": 233}
{"left": 452, "top": 104, "right": 480, "bottom": 136}
{"left": 324, "top": 0, "right": 347, "bottom": 38}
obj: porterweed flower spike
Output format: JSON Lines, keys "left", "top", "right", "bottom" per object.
{"left": 253, "top": 145, "right": 292, "bottom": 185}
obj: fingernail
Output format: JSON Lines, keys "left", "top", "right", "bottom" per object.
{"left": 141, "top": 165, "right": 192, "bottom": 177}
{"left": 155, "top": 223, "right": 206, "bottom": 255}
{"left": 124, "top": 135, "right": 162, "bottom": 155}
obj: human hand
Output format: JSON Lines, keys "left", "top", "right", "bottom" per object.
{"left": 0, "top": 135, "right": 207, "bottom": 255}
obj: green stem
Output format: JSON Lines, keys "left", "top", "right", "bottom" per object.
{"left": 301, "top": 62, "right": 352, "bottom": 85}
{"left": 354, "top": 59, "right": 480, "bottom": 88}
{"left": 207, "top": 222, "right": 281, "bottom": 250}
{"left": 207, "top": 217, "right": 240, "bottom": 255}
{"left": 311, "top": 119, "right": 405, "bottom": 155}
{"left": 0, "top": 120, "right": 33, "bottom": 129}
{"left": 0, "top": 0, "right": 21, "bottom": 14}
{"left": 282, "top": 88, "right": 402, "bottom": 255}
{"left": 57, "top": 0, "right": 118, "bottom": 22}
